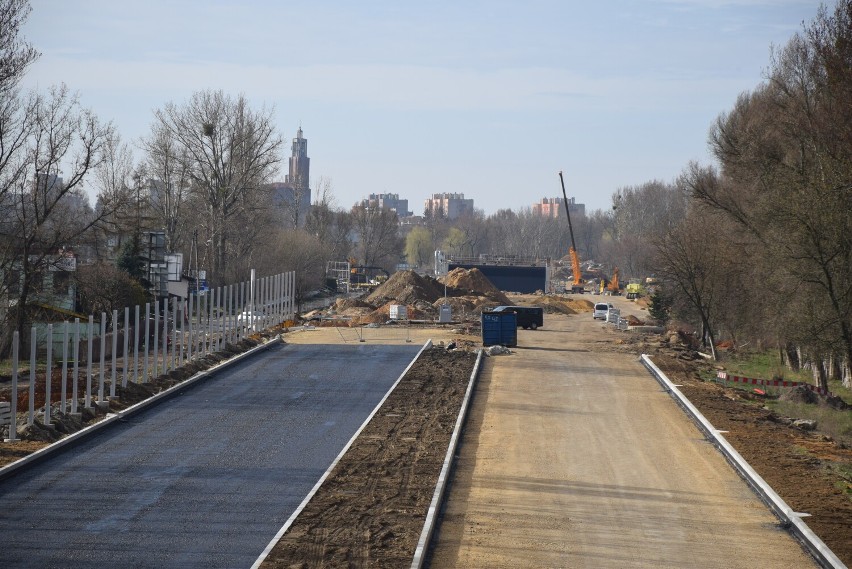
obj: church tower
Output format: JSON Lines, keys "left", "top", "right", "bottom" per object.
{"left": 286, "top": 126, "right": 309, "bottom": 194}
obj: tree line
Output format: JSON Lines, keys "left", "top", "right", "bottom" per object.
{"left": 2, "top": 0, "right": 849, "bottom": 389}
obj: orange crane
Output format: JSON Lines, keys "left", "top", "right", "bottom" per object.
{"left": 558, "top": 171, "right": 585, "bottom": 293}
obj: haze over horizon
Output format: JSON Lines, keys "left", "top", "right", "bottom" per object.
{"left": 22, "top": 0, "right": 820, "bottom": 215}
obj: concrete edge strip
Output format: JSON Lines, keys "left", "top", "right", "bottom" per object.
{"left": 0, "top": 338, "right": 283, "bottom": 483}
{"left": 410, "top": 348, "right": 485, "bottom": 569}
{"left": 640, "top": 354, "right": 847, "bottom": 569}
{"left": 250, "top": 339, "right": 434, "bottom": 569}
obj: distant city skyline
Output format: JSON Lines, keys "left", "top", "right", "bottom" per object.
{"left": 21, "top": 0, "right": 821, "bottom": 215}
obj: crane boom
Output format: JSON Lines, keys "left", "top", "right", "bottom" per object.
{"left": 558, "top": 171, "right": 584, "bottom": 292}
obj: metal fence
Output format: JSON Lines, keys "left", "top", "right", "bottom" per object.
{"left": 2, "top": 270, "right": 295, "bottom": 441}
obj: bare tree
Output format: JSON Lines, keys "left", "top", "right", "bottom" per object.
{"left": 150, "top": 90, "right": 283, "bottom": 284}
{"left": 654, "top": 207, "right": 737, "bottom": 360}
{"left": 0, "top": 0, "right": 39, "bottom": 92}
{"left": 0, "top": 84, "right": 116, "bottom": 355}
{"left": 350, "top": 206, "right": 402, "bottom": 270}
{"left": 140, "top": 122, "right": 194, "bottom": 252}
{"left": 691, "top": 2, "right": 852, "bottom": 385}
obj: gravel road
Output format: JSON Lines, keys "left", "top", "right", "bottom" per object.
{"left": 427, "top": 299, "right": 819, "bottom": 568}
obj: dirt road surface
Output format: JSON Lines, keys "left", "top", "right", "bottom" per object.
{"left": 427, "top": 301, "right": 818, "bottom": 568}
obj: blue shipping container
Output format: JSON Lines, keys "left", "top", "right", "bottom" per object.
{"left": 481, "top": 311, "right": 517, "bottom": 347}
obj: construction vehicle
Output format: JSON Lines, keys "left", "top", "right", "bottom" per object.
{"left": 606, "top": 267, "right": 621, "bottom": 295}
{"left": 625, "top": 278, "right": 644, "bottom": 300}
{"left": 558, "top": 171, "right": 585, "bottom": 293}
{"left": 348, "top": 258, "right": 390, "bottom": 289}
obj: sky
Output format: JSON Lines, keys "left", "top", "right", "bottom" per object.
{"left": 20, "top": 0, "right": 822, "bottom": 215}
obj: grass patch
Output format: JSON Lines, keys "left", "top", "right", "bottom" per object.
{"left": 723, "top": 350, "right": 813, "bottom": 383}
{"left": 828, "top": 463, "right": 852, "bottom": 501}
{"left": 766, "top": 399, "right": 852, "bottom": 447}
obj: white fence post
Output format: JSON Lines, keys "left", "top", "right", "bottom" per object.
{"left": 153, "top": 300, "right": 160, "bottom": 378}
{"left": 179, "top": 298, "right": 185, "bottom": 366}
{"left": 110, "top": 309, "right": 118, "bottom": 398}
{"left": 60, "top": 322, "right": 68, "bottom": 415}
{"left": 123, "top": 307, "right": 130, "bottom": 388}
{"left": 163, "top": 297, "right": 170, "bottom": 373}
{"left": 71, "top": 318, "right": 80, "bottom": 414}
{"left": 144, "top": 302, "right": 150, "bottom": 383}
{"left": 171, "top": 297, "right": 177, "bottom": 371}
{"left": 187, "top": 294, "right": 194, "bottom": 362}
{"left": 44, "top": 323, "right": 53, "bottom": 426}
{"left": 98, "top": 315, "right": 106, "bottom": 403}
{"left": 85, "top": 315, "right": 93, "bottom": 410}
{"left": 134, "top": 304, "right": 140, "bottom": 383}
{"left": 26, "top": 327, "right": 35, "bottom": 425}
{"left": 6, "top": 331, "right": 20, "bottom": 441}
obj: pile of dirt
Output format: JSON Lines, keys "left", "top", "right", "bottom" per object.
{"left": 626, "top": 314, "right": 645, "bottom": 326}
{"left": 334, "top": 298, "right": 374, "bottom": 311}
{"left": 367, "top": 270, "right": 446, "bottom": 306}
{"left": 565, "top": 298, "right": 595, "bottom": 312}
{"left": 358, "top": 302, "right": 428, "bottom": 324}
{"left": 531, "top": 295, "right": 577, "bottom": 315}
{"left": 780, "top": 385, "right": 851, "bottom": 411}
{"left": 433, "top": 295, "right": 495, "bottom": 314}
{"left": 780, "top": 385, "right": 820, "bottom": 405}
{"left": 440, "top": 268, "right": 511, "bottom": 305}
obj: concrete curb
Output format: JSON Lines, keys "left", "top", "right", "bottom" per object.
{"left": 0, "top": 337, "right": 283, "bottom": 483}
{"left": 410, "top": 348, "right": 484, "bottom": 569}
{"left": 641, "top": 354, "right": 846, "bottom": 569}
{"left": 251, "top": 339, "right": 434, "bottom": 569}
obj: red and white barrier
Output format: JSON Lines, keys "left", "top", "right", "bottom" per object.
{"left": 716, "top": 371, "right": 829, "bottom": 396}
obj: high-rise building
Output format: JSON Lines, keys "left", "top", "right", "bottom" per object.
{"left": 270, "top": 127, "right": 311, "bottom": 226}
{"left": 357, "top": 193, "right": 411, "bottom": 216}
{"left": 424, "top": 193, "right": 474, "bottom": 220}
{"left": 532, "top": 197, "right": 585, "bottom": 219}
{"left": 286, "top": 126, "right": 310, "bottom": 193}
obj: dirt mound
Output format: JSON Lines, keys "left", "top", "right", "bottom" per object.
{"left": 441, "top": 268, "right": 497, "bottom": 295}
{"left": 779, "top": 385, "right": 852, "bottom": 411}
{"left": 780, "top": 385, "right": 819, "bottom": 405}
{"left": 435, "top": 295, "right": 503, "bottom": 315}
{"left": 532, "top": 295, "right": 577, "bottom": 315}
{"left": 565, "top": 298, "right": 594, "bottom": 312}
{"left": 626, "top": 314, "right": 645, "bottom": 326}
{"left": 334, "top": 298, "right": 374, "bottom": 311}
{"left": 440, "top": 268, "right": 512, "bottom": 305}
{"left": 358, "top": 302, "right": 427, "bottom": 324}
{"left": 367, "top": 270, "right": 445, "bottom": 305}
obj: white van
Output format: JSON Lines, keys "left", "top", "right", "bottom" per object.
{"left": 593, "top": 303, "right": 609, "bottom": 320}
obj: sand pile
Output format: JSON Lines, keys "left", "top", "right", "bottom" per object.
{"left": 367, "top": 270, "right": 446, "bottom": 306}
{"left": 534, "top": 295, "right": 577, "bottom": 315}
{"left": 565, "top": 298, "right": 594, "bottom": 312}
{"left": 439, "top": 268, "right": 512, "bottom": 305}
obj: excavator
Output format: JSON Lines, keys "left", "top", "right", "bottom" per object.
{"left": 558, "top": 171, "right": 585, "bottom": 293}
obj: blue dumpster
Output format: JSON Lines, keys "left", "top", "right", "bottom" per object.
{"left": 481, "top": 311, "right": 517, "bottom": 347}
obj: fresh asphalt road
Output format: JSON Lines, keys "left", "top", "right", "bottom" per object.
{"left": 0, "top": 342, "right": 422, "bottom": 568}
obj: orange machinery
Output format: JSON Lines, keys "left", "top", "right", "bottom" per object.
{"left": 558, "top": 171, "right": 585, "bottom": 293}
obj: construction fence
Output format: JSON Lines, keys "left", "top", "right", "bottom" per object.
{"left": 2, "top": 270, "right": 295, "bottom": 440}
